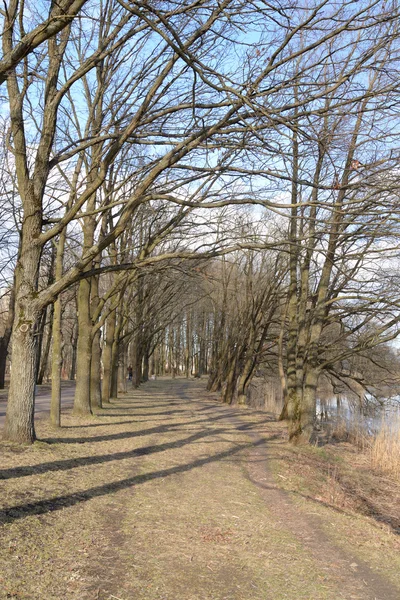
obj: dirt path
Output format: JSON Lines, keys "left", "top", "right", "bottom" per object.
{"left": 0, "top": 379, "right": 399, "bottom": 600}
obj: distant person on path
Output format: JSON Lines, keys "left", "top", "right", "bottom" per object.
{"left": 128, "top": 365, "right": 133, "bottom": 381}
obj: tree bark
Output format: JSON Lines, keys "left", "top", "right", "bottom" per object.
{"left": 69, "top": 327, "right": 78, "bottom": 380}
{"left": 51, "top": 293, "right": 63, "bottom": 427}
{"left": 185, "top": 313, "right": 191, "bottom": 378}
{"left": 131, "top": 335, "right": 142, "bottom": 388}
{"left": 3, "top": 247, "right": 42, "bottom": 443}
{"left": 0, "top": 288, "right": 15, "bottom": 389}
{"left": 110, "top": 337, "right": 119, "bottom": 399}
{"left": 37, "top": 304, "right": 54, "bottom": 385}
{"left": 102, "top": 310, "right": 116, "bottom": 404}
{"left": 90, "top": 329, "right": 102, "bottom": 409}
{"left": 118, "top": 345, "right": 127, "bottom": 393}
{"left": 142, "top": 346, "right": 150, "bottom": 382}
{"left": 236, "top": 357, "right": 254, "bottom": 405}
{"left": 73, "top": 278, "right": 93, "bottom": 415}
{"left": 222, "top": 356, "right": 237, "bottom": 405}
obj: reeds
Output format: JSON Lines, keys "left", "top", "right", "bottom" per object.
{"left": 330, "top": 412, "right": 400, "bottom": 479}
{"left": 370, "top": 416, "right": 400, "bottom": 479}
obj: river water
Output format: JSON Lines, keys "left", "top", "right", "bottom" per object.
{"left": 316, "top": 395, "right": 400, "bottom": 437}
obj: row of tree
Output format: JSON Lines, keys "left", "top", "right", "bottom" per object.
{"left": 1, "top": 0, "right": 400, "bottom": 444}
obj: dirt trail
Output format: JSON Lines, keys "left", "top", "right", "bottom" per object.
{"left": 0, "top": 378, "right": 399, "bottom": 600}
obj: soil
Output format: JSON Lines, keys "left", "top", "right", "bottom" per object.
{"left": 0, "top": 378, "right": 399, "bottom": 600}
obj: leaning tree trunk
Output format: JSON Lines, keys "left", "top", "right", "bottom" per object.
{"left": 37, "top": 304, "right": 54, "bottom": 385}
{"left": 237, "top": 357, "right": 255, "bottom": 406}
{"left": 35, "top": 308, "right": 47, "bottom": 384}
{"left": 37, "top": 245, "right": 55, "bottom": 385}
{"left": 222, "top": 357, "right": 238, "bottom": 405}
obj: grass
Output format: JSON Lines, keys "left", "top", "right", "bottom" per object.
{"left": 0, "top": 379, "right": 399, "bottom": 599}
{"left": 267, "top": 430, "right": 400, "bottom": 590}
{"left": 370, "top": 417, "right": 400, "bottom": 479}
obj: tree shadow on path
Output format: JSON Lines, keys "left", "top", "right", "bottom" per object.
{"left": 0, "top": 426, "right": 230, "bottom": 480}
{"left": 0, "top": 436, "right": 271, "bottom": 525}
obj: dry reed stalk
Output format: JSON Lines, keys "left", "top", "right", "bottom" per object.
{"left": 370, "top": 417, "right": 400, "bottom": 479}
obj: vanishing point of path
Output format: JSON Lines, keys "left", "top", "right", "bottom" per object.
{"left": 0, "top": 379, "right": 399, "bottom": 600}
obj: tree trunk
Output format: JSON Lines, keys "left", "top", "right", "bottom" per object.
{"left": 50, "top": 223, "right": 67, "bottom": 427}
{"left": 175, "top": 324, "right": 181, "bottom": 377}
{"left": 35, "top": 308, "right": 47, "bottom": 384}
{"left": 222, "top": 358, "right": 237, "bottom": 405}
{"left": 168, "top": 327, "right": 175, "bottom": 377}
{"left": 101, "top": 310, "right": 116, "bottom": 404}
{"left": 185, "top": 313, "right": 191, "bottom": 378}
{"left": 236, "top": 357, "right": 255, "bottom": 406}
{"left": 69, "top": 330, "right": 78, "bottom": 380}
{"left": 90, "top": 329, "right": 102, "bottom": 409}
{"left": 277, "top": 303, "right": 289, "bottom": 420}
{"left": 199, "top": 314, "right": 206, "bottom": 376}
{"left": 160, "top": 340, "right": 166, "bottom": 375}
{"left": 3, "top": 186, "right": 43, "bottom": 443}
{"left": 3, "top": 289, "right": 41, "bottom": 444}
{"left": 0, "top": 340, "right": 8, "bottom": 390}
{"left": 0, "top": 287, "right": 15, "bottom": 389}
{"left": 51, "top": 293, "right": 62, "bottom": 427}
{"left": 110, "top": 337, "right": 119, "bottom": 399}
{"left": 73, "top": 278, "right": 93, "bottom": 415}
{"left": 290, "top": 368, "right": 319, "bottom": 444}
{"left": 149, "top": 352, "right": 155, "bottom": 377}
{"left": 132, "top": 334, "right": 142, "bottom": 388}
{"left": 37, "top": 304, "right": 54, "bottom": 385}
{"left": 142, "top": 347, "right": 149, "bottom": 382}
{"left": 208, "top": 371, "right": 222, "bottom": 392}
{"left": 118, "top": 346, "right": 127, "bottom": 393}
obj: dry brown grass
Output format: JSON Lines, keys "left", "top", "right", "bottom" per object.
{"left": 329, "top": 414, "right": 371, "bottom": 450}
{"left": 330, "top": 413, "right": 400, "bottom": 479}
{"left": 0, "top": 380, "right": 342, "bottom": 600}
{"left": 1, "top": 378, "right": 400, "bottom": 600}
{"left": 370, "top": 418, "right": 400, "bottom": 479}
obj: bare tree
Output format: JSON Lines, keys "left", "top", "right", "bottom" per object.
{"left": 1, "top": 0, "right": 399, "bottom": 445}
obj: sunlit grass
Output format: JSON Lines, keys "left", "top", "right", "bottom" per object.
{"left": 370, "top": 417, "right": 400, "bottom": 479}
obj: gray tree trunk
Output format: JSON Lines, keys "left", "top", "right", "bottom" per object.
{"left": 102, "top": 310, "right": 116, "bottom": 404}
